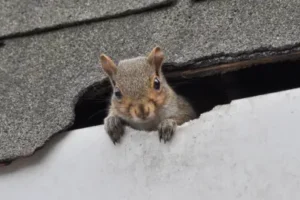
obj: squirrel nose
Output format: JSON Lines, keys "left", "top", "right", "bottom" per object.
{"left": 136, "top": 104, "right": 149, "bottom": 120}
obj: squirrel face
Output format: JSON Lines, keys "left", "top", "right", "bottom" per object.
{"left": 100, "top": 47, "right": 168, "bottom": 122}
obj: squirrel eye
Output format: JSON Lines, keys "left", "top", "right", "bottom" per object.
{"left": 114, "top": 87, "right": 122, "bottom": 99}
{"left": 153, "top": 77, "right": 160, "bottom": 90}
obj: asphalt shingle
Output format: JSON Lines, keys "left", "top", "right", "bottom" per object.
{"left": 1, "top": 0, "right": 300, "bottom": 161}
{"left": 0, "top": 0, "right": 174, "bottom": 37}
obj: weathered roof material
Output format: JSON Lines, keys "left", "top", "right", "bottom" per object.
{"left": 1, "top": 0, "right": 300, "bottom": 161}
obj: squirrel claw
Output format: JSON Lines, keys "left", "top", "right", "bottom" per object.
{"left": 159, "top": 135, "right": 164, "bottom": 143}
{"left": 112, "top": 140, "right": 118, "bottom": 145}
{"left": 112, "top": 137, "right": 121, "bottom": 145}
{"left": 158, "top": 119, "right": 177, "bottom": 143}
{"left": 104, "top": 116, "right": 124, "bottom": 144}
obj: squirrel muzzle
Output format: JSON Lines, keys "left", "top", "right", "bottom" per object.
{"left": 129, "top": 101, "right": 156, "bottom": 121}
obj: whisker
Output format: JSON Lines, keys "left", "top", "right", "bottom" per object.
{"left": 88, "top": 109, "right": 108, "bottom": 120}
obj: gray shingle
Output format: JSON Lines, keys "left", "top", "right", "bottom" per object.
{"left": 1, "top": 0, "right": 300, "bottom": 161}
{"left": 0, "top": 0, "right": 175, "bottom": 37}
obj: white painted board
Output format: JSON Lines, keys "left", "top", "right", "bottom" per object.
{"left": 1, "top": 88, "right": 300, "bottom": 199}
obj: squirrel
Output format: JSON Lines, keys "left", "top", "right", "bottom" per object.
{"left": 99, "top": 46, "right": 197, "bottom": 144}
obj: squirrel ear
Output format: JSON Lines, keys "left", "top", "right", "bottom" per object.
{"left": 148, "top": 46, "right": 164, "bottom": 75}
{"left": 100, "top": 54, "right": 117, "bottom": 79}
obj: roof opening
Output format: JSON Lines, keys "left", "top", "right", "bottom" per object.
{"left": 69, "top": 56, "right": 300, "bottom": 130}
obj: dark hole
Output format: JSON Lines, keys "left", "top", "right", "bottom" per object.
{"left": 70, "top": 81, "right": 112, "bottom": 130}
{"left": 69, "top": 59, "right": 300, "bottom": 130}
{"left": 0, "top": 41, "right": 5, "bottom": 48}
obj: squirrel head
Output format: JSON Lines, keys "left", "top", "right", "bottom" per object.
{"left": 100, "top": 47, "right": 171, "bottom": 122}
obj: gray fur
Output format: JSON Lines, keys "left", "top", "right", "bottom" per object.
{"left": 116, "top": 57, "right": 154, "bottom": 98}
{"left": 158, "top": 119, "right": 177, "bottom": 143}
{"left": 104, "top": 116, "right": 125, "bottom": 144}
{"left": 105, "top": 55, "right": 197, "bottom": 143}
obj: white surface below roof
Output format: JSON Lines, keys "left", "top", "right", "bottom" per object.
{"left": 1, "top": 88, "right": 300, "bottom": 199}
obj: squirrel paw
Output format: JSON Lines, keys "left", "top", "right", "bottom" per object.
{"left": 158, "top": 119, "right": 177, "bottom": 143}
{"left": 104, "top": 116, "right": 124, "bottom": 144}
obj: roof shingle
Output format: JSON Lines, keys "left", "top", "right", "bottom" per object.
{"left": 1, "top": 0, "right": 300, "bottom": 161}
{"left": 0, "top": 0, "right": 175, "bottom": 37}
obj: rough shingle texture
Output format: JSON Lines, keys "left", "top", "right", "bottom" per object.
{"left": 0, "top": 0, "right": 175, "bottom": 37}
{"left": 1, "top": 0, "right": 300, "bottom": 161}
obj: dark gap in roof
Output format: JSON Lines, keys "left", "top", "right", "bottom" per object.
{"left": 69, "top": 58, "right": 300, "bottom": 130}
{"left": 0, "top": 160, "right": 12, "bottom": 166}
{"left": 70, "top": 81, "right": 112, "bottom": 130}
